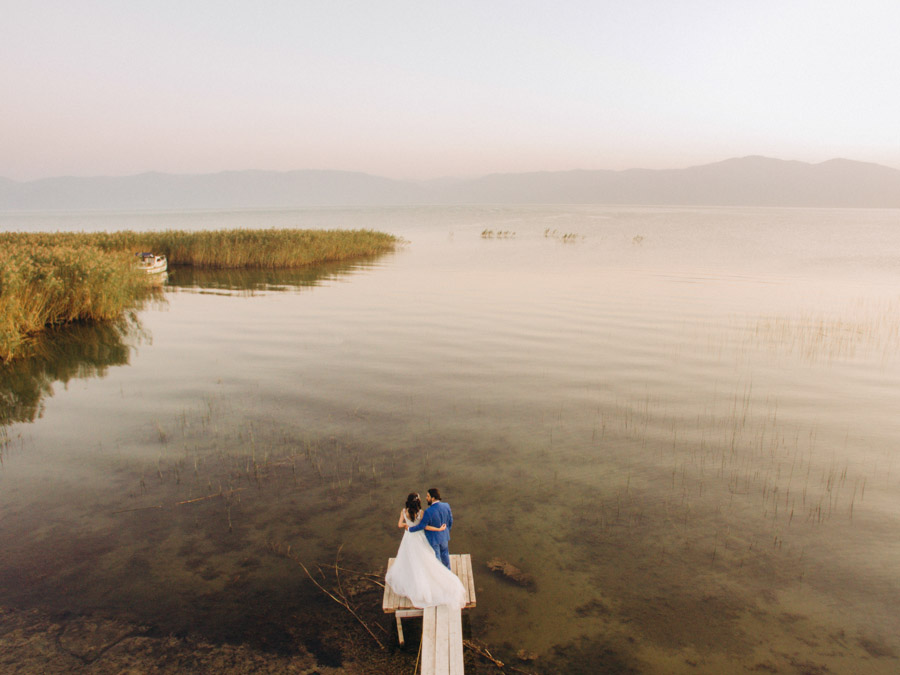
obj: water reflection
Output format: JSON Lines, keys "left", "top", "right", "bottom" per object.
{"left": 0, "top": 257, "right": 384, "bottom": 431}
{"left": 0, "top": 314, "right": 147, "bottom": 427}
{"left": 165, "top": 257, "right": 386, "bottom": 294}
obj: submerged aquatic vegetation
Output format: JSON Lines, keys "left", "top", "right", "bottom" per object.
{"left": 0, "top": 229, "right": 397, "bottom": 361}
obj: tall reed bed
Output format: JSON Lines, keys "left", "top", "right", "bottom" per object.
{"left": 0, "top": 229, "right": 397, "bottom": 360}
{"left": 0, "top": 228, "right": 398, "bottom": 268}
{"left": 0, "top": 243, "right": 145, "bottom": 361}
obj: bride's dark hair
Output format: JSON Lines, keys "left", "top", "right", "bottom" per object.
{"left": 405, "top": 493, "right": 421, "bottom": 523}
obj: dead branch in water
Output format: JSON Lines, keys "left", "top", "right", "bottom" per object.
{"left": 464, "top": 638, "right": 538, "bottom": 675}
{"left": 268, "top": 540, "right": 385, "bottom": 651}
{"left": 464, "top": 639, "right": 505, "bottom": 669}
{"left": 327, "top": 564, "right": 386, "bottom": 587}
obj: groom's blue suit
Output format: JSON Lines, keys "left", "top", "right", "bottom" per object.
{"left": 408, "top": 500, "right": 453, "bottom": 569}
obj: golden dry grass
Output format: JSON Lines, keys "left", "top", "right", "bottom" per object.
{"left": 0, "top": 229, "right": 397, "bottom": 360}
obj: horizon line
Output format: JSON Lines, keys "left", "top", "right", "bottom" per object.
{"left": 3, "top": 155, "right": 899, "bottom": 184}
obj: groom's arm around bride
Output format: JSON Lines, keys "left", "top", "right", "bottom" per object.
{"left": 408, "top": 487, "right": 453, "bottom": 569}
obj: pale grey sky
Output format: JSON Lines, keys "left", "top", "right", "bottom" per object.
{"left": 2, "top": 0, "right": 899, "bottom": 180}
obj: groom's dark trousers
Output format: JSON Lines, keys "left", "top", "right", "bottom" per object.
{"left": 408, "top": 501, "right": 453, "bottom": 569}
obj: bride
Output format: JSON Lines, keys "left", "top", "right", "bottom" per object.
{"left": 385, "top": 493, "right": 467, "bottom": 609}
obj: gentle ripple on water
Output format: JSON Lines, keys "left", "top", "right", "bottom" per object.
{"left": 2, "top": 205, "right": 900, "bottom": 672}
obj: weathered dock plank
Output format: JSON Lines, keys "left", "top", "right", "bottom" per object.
{"left": 421, "top": 605, "right": 436, "bottom": 673}
{"left": 382, "top": 558, "right": 398, "bottom": 612}
{"left": 448, "top": 604, "right": 464, "bottom": 673}
{"left": 421, "top": 605, "right": 463, "bottom": 675}
{"left": 434, "top": 605, "right": 450, "bottom": 673}
{"left": 461, "top": 554, "right": 476, "bottom": 608}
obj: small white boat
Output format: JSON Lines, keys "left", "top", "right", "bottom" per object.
{"left": 135, "top": 251, "right": 168, "bottom": 274}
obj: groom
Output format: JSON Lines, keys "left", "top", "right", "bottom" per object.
{"left": 408, "top": 487, "right": 453, "bottom": 569}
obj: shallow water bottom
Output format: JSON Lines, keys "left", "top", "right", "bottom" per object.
{"left": 2, "top": 395, "right": 899, "bottom": 674}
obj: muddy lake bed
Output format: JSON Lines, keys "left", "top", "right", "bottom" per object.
{"left": 2, "top": 205, "right": 900, "bottom": 673}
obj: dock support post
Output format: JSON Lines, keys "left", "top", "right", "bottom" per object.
{"left": 396, "top": 614, "right": 405, "bottom": 646}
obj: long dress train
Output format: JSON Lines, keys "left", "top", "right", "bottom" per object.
{"left": 384, "top": 511, "right": 467, "bottom": 609}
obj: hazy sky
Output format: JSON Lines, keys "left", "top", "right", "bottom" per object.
{"left": 2, "top": 1, "right": 899, "bottom": 180}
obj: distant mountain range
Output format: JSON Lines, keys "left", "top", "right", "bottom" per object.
{"left": 2, "top": 156, "right": 899, "bottom": 210}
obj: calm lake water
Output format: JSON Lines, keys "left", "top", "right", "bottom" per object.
{"left": 2, "top": 205, "right": 900, "bottom": 673}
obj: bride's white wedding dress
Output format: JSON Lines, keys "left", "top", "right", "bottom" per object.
{"left": 385, "top": 511, "right": 467, "bottom": 609}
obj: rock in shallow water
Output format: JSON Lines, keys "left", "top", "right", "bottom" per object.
{"left": 486, "top": 558, "right": 535, "bottom": 588}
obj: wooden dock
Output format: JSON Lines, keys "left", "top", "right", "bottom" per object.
{"left": 382, "top": 553, "right": 476, "bottom": 675}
